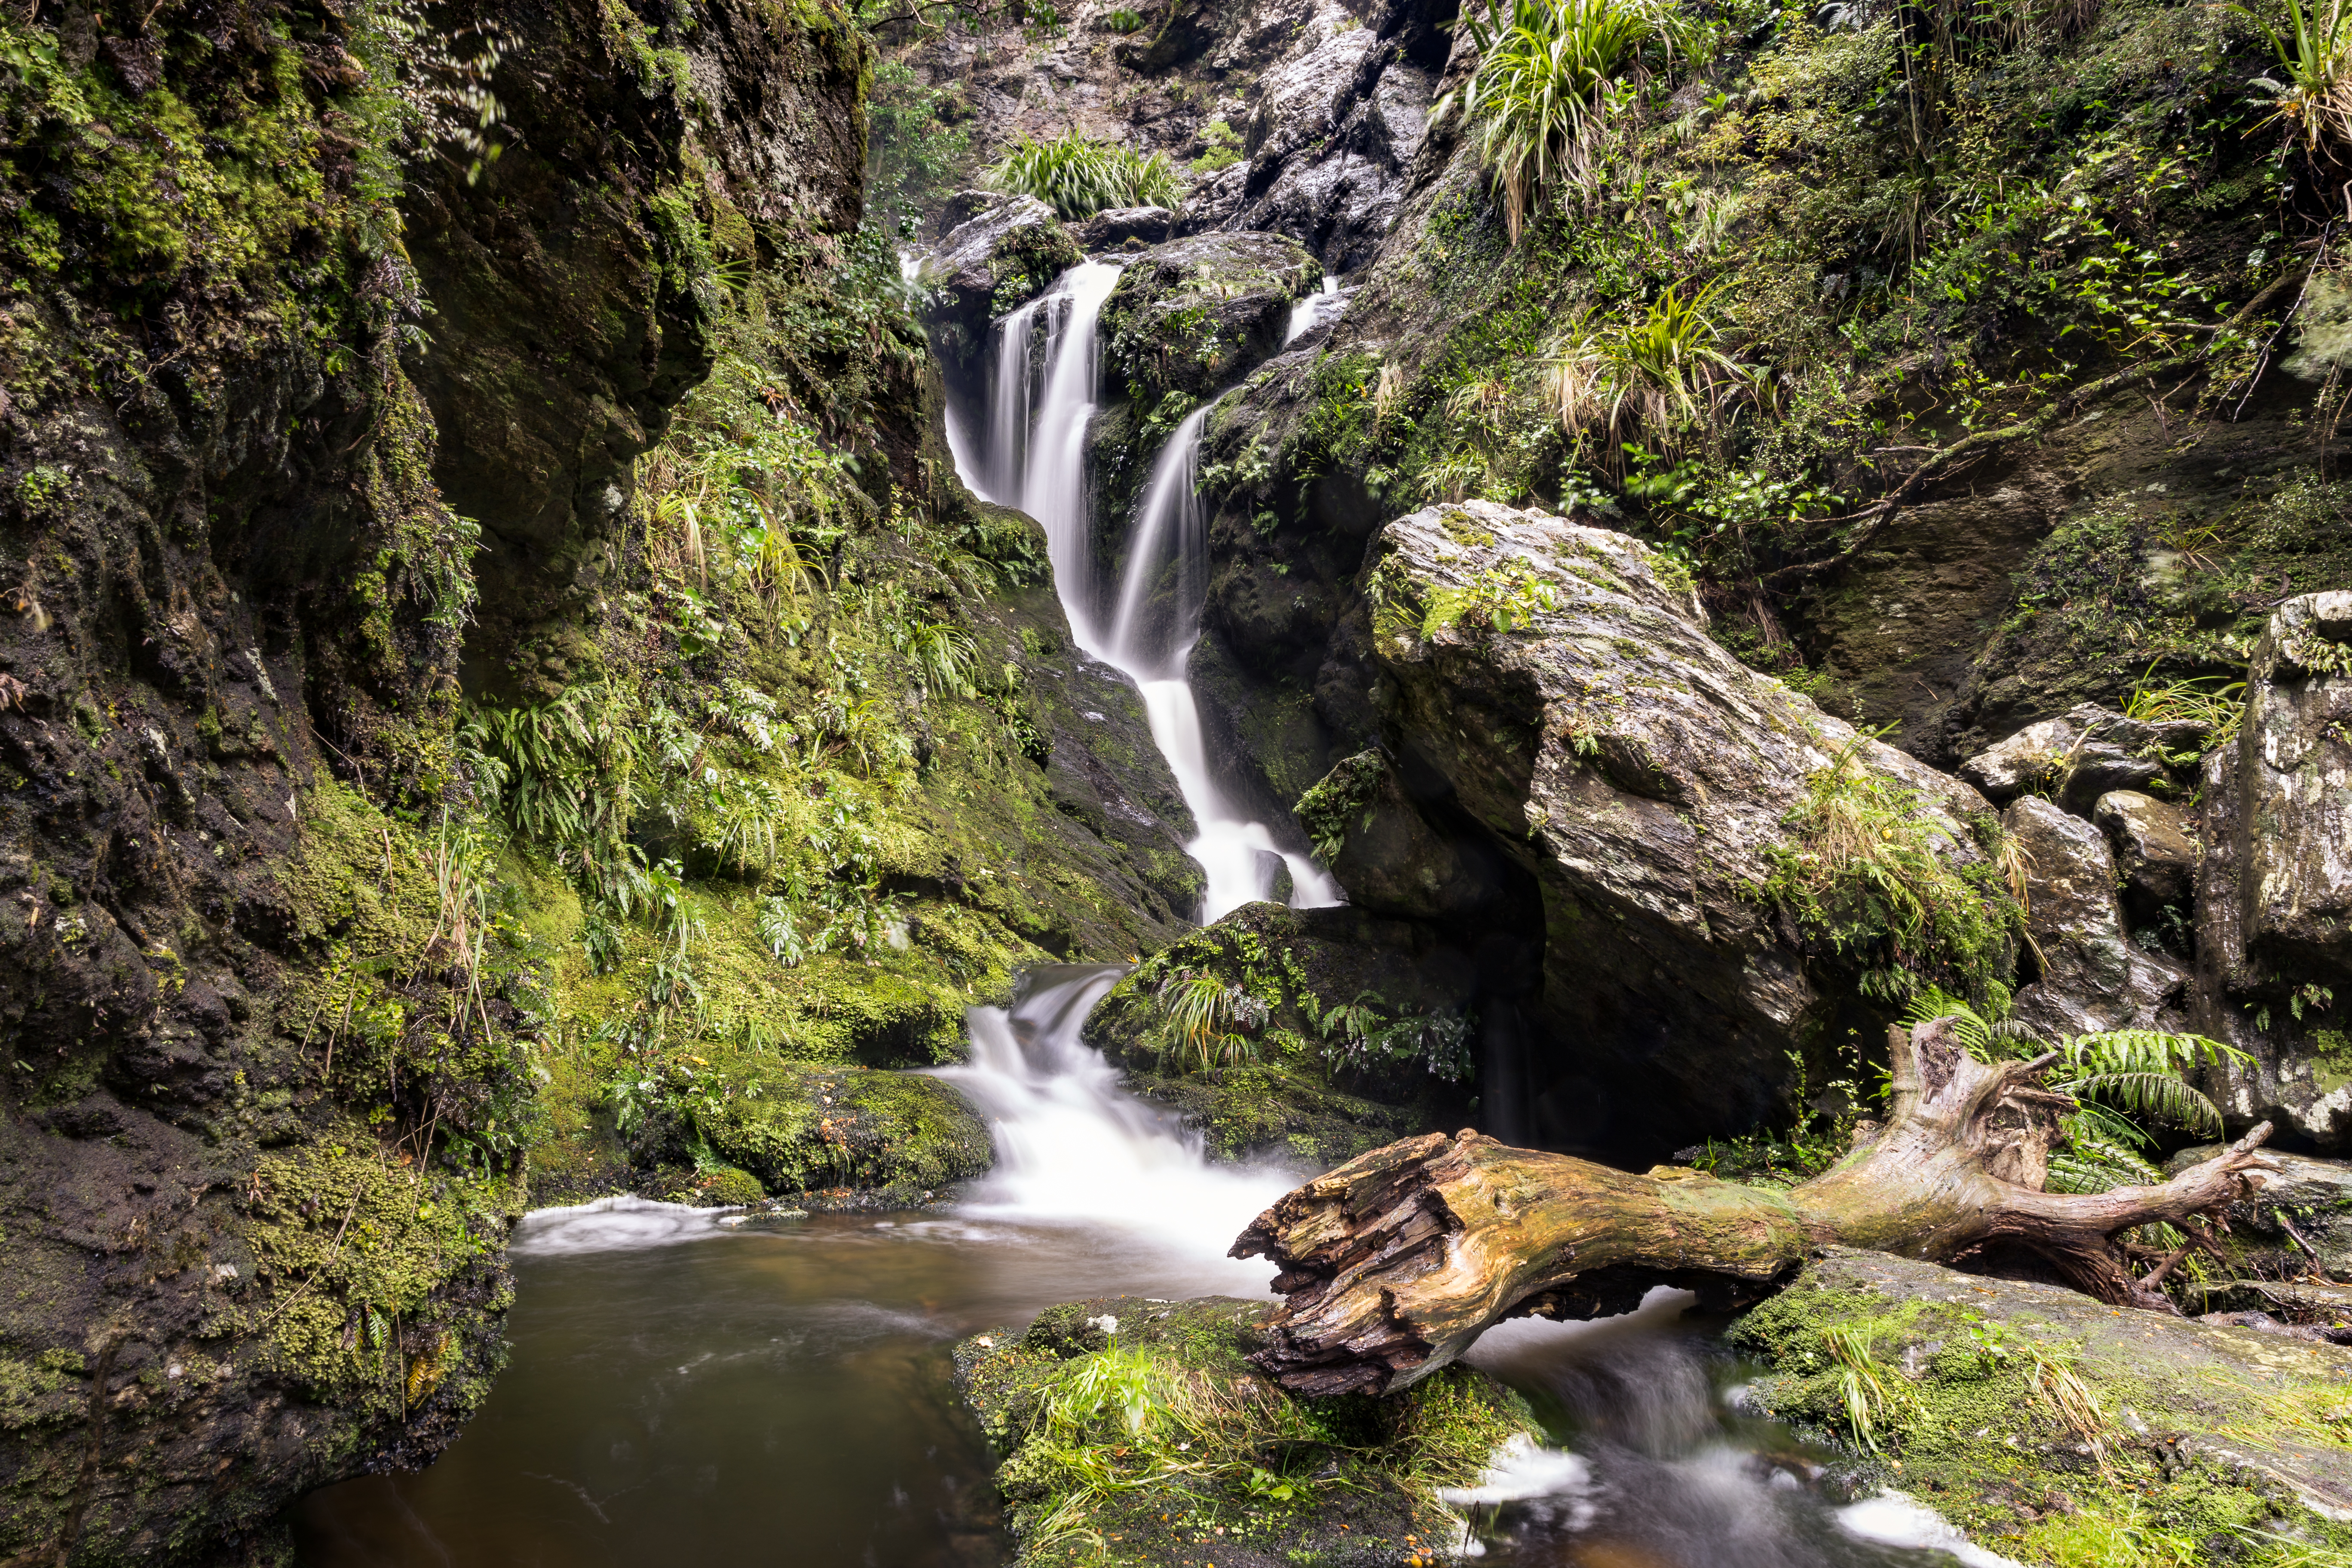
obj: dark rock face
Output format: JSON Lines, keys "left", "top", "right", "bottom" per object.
{"left": 2195, "top": 593, "right": 2352, "bottom": 1147}
{"left": 2003, "top": 794, "right": 2189, "bottom": 1038}
{"left": 1074, "top": 205, "right": 1176, "bottom": 250}
{"left": 413, "top": 0, "right": 867, "bottom": 700}
{"left": 1099, "top": 231, "right": 1323, "bottom": 408}
{"left": 1360, "top": 502, "right": 1995, "bottom": 1158}
{"left": 0, "top": 0, "right": 867, "bottom": 1558}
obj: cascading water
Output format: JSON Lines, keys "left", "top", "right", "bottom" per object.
{"left": 958, "top": 263, "right": 1342, "bottom": 921}
{"left": 933, "top": 965, "right": 1295, "bottom": 1286}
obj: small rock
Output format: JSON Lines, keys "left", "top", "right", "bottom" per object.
{"left": 1959, "top": 703, "right": 2199, "bottom": 811}
{"left": 1075, "top": 205, "right": 1173, "bottom": 250}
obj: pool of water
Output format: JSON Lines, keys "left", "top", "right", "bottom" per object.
{"left": 295, "top": 971, "right": 2013, "bottom": 1568}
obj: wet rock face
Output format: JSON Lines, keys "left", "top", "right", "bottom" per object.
{"left": 1361, "top": 501, "right": 1995, "bottom": 1158}
{"left": 1099, "top": 230, "right": 1323, "bottom": 408}
{"left": 2193, "top": 593, "right": 2352, "bottom": 1147}
{"left": 917, "top": 193, "right": 1084, "bottom": 380}
{"left": 1074, "top": 205, "right": 1176, "bottom": 250}
{"left": 1181, "top": 8, "right": 1441, "bottom": 271}
{"left": 2003, "top": 794, "right": 2188, "bottom": 1038}
{"left": 895, "top": 0, "right": 1452, "bottom": 270}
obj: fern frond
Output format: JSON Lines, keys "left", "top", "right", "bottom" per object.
{"left": 2058, "top": 1071, "right": 2225, "bottom": 1136}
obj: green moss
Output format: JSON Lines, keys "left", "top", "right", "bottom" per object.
{"left": 1730, "top": 1253, "right": 2352, "bottom": 1565}
{"left": 957, "top": 1295, "right": 1535, "bottom": 1566}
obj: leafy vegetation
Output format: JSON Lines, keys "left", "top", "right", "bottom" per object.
{"left": 961, "top": 1299, "right": 1535, "bottom": 1563}
{"left": 1759, "top": 738, "right": 2024, "bottom": 1006}
{"left": 1436, "top": 0, "right": 1663, "bottom": 241}
{"left": 983, "top": 131, "right": 1181, "bottom": 217}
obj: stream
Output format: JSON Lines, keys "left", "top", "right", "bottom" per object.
{"left": 297, "top": 268, "right": 2013, "bottom": 1567}
{"left": 296, "top": 969, "right": 2009, "bottom": 1567}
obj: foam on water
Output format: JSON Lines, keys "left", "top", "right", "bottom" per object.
{"left": 509, "top": 1195, "right": 728, "bottom": 1256}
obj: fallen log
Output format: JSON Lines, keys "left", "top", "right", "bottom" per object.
{"left": 1231, "top": 1017, "right": 2279, "bottom": 1396}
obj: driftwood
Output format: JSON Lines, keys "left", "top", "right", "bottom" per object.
{"left": 1231, "top": 1018, "right": 2278, "bottom": 1396}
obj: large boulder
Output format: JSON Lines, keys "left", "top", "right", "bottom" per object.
{"left": 2005, "top": 794, "right": 2190, "bottom": 1038}
{"left": 917, "top": 192, "right": 1083, "bottom": 378}
{"left": 2193, "top": 592, "right": 2352, "bottom": 1147}
{"left": 1355, "top": 501, "right": 2003, "bottom": 1157}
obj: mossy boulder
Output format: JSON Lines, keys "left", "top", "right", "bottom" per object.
{"left": 1361, "top": 501, "right": 2010, "bottom": 1160}
{"left": 955, "top": 1294, "right": 1535, "bottom": 1567}
{"left": 1730, "top": 1247, "right": 2352, "bottom": 1559}
{"left": 1100, "top": 231, "right": 1323, "bottom": 411}
{"left": 696, "top": 1067, "right": 991, "bottom": 1202}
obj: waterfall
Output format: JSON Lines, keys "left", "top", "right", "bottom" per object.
{"left": 955, "top": 263, "right": 1340, "bottom": 923}
{"left": 1283, "top": 275, "right": 1347, "bottom": 346}
{"left": 935, "top": 966, "right": 1291, "bottom": 1284}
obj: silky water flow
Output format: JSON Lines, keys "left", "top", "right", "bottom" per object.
{"left": 293, "top": 266, "right": 2015, "bottom": 1568}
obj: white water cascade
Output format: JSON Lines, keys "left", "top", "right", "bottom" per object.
{"left": 935, "top": 965, "right": 1291, "bottom": 1287}
{"left": 957, "top": 262, "right": 1341, "bottom": 922}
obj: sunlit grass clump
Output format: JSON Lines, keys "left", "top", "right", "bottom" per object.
{"left": 983, "top": 131, "right": 1182, "bottom": 218}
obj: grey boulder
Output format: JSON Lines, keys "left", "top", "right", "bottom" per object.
{"left": 2005, "top": 794, "right": 2188, "bottom": 1038}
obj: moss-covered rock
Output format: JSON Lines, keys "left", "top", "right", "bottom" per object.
{"left": 1079, "top": 902, "right": 1489, "bottom": 1162}
{"left": 697, "top": 1066, "right": 990, "bottom": 1202}
{"left": 1730, "top": 1248, "right": 2352, "bottom": 1561}
{"left": 955, "top": 1293, "right": 1536, "bottom": 1567}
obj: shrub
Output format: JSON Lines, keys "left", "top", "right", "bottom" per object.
{"left": 983, "top": 132, "right": 1181, "bottom": 218}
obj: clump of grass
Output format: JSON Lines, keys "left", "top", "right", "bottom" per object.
{"left": 983, "top": 132, "right": 1181, "bottom": 218}
{"left": 1547, "top": 281, "right": 1759, "bottom": 458}
{"left": 1434, "top": 0, "right": 1660, "bottom": 241}
{"left": 1761, "top": 738, "right": 2024, "bottom": 1005}
{"left": 2125, "top": 666, "right": 2246, "bottom": 756}
{"left": 2239, "top": 0, "right": 2352, "bottom": 155}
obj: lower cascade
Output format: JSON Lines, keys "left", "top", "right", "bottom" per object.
{"left": 956, "top": 262, "right": 1340, "bottom": 922}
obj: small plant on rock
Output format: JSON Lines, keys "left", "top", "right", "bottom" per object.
{"left": 984, "top": 132, "right": 1181, "bottom": 217}
{"left": 1435, "top": 0, "right": 1661, "bottom": 240}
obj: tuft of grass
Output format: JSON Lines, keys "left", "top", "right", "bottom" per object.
{"left": 2125, "top": 665, "right": 2246, "bottom": 756}
{"left": 2238, "top": 0, "right": 2352, "bottom": 155}
{"left": 1547, "top": 280, "right": 1758, "bottom": 459}
{"left": 983, "top": 132, "right": 1181, "bottom": 218}
{"left": 1434, "top": 0, "right": 1658, "bottom": 242}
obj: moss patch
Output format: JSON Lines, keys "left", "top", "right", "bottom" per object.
{"left": 1730, "top": 1248, "right": 2352, "bottom": 1565}
{"left": 956, "top": 1295, "right": 1535, "bottom": 1567}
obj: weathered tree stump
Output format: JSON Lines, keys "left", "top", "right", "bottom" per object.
{"left": 1232, "top": 1018, "right": 2279, "bottom": 1396}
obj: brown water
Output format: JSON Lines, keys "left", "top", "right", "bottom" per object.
{"left": 294, "top": 1205, "right": 1282, "bottom": 1568}
{"left": 296, "top": 972, "right": 2008, "bottom": 1568}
